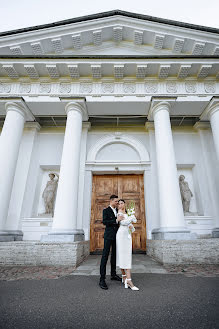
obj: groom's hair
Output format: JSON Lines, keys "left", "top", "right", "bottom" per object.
{"left": 110, "top": 194, "right": 118, "bottom": 200}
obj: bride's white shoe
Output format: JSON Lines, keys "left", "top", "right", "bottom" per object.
{"left": 125, "top": 278, "right": 139, "bottom": 291}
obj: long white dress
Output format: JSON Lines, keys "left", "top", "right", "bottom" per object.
{"left": 116, "top": 213, "right": 134, "bottom": 269}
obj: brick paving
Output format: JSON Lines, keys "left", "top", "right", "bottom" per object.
{"left": 0, "top": 254, "right": 218, "bottom": 281}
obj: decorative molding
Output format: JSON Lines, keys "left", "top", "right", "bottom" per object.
{"left": 166, "top": 81, "right": 177, "bottom": 93}
{"left": 72, "top": 34, "right": 82, "bottom": 49}
{"left": 10, "top": 46, "right": 22, "bottom": 55}
{"left": 68, "top": 65, "right": 80, "bottom": 79}
{"left": 51, "top": 38, "right": 63, "bottom": 54}
{"left": 0, "top": 83, "right": 11, "bottom": 93}
{"left": 19, "top": 83, "right": 31, "bottom": 93}
{"left": 102, "top": 83, "right": 114, "bottom": 93}
{"left": 154, "top": 34, "right": 165, "bottom": 49}
{"left": 2, "top": 65, "right": 19, "bottom": 79}
{"left": 159, "top": 65, "right": 170, "bottom": 79}
{"left": 39, "top": 82, "right": 51, "bottom": 93}
{"left": 80, "top": 83, "right": 92, "bottom": 93}
{"left": 204, "top": 82, "right": 216, "bottom": 93}
{"left": 113, "top": 27, "right": 123, "bottom": 42}
{"left": 185, "top": 81, "right": 197, "bottom": 93}
{"left": 192, "top": 42, "right": 205, "bottom": 55}
{"left": 24, "top": 65, "right": 39, "bottom": 79}
{"left": 173, "top": 38, "right": 184, "bottom": 53}
{"left": 123, "top": 83, "right": 136, "bottom": 93}
{"left": 46, "top": 65, "right": 60, "bottom": 79}
{"left": 87, "top": 134, "right": 150, "bottom": 162}
{"left": 0, "top": 80, "right": 218, "bottom": 97}
{"left": 93, "top": 30, "right": 102, "bottom": 46}
{"left": 114, "top": 65, "right": 124, "bottom": 79}
{"left": 136, "top": 65, "right": 147, "bottom": 79}
{"left": 59, "top": 82, "right": 71, "bottom": 93}
{"left": 198, "top": 65, "right": 212, "bottom": 79}
{"left": 30, "top": 42, "right": 44, "bottom": 55}
{"left": 178, "top": 65, "right": 191, "bottom": 79}
{"left": 145, "top": 82, "right": 158, "bottom": 93}
{"left": 134, "top": 30, "right": 143, "bottom": 45}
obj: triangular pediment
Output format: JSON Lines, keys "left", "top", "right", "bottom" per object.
{"left": 0, "top": 10, "right": 218, "bottom": 56}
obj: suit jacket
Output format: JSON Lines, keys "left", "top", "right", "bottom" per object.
{"left": 102, "top": 206, "right": 119, "bottom": 240}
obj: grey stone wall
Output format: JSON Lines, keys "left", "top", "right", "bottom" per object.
{"left": 0, "top": 240, "right": 90, "bottom": 266}
{"left": 147, "top": 239, "right": 219, "bottom": 265}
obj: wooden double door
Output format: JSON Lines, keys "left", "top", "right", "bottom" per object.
{"left": 90, "top": 174, "right": 146, "bottom": 253}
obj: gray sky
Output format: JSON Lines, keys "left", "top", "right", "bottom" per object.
{"left": 1, "top": 0, "right": 219, "bottom": 32}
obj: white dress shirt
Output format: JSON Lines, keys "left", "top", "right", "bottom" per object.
{"left": 110, "top": 205, "right": 117, "bottom": 217}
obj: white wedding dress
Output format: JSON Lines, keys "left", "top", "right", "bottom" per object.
{"left": 116, "top": 212, "right": 134, "bottom": 269}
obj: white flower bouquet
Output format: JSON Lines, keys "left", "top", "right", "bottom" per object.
{"left": 127, "top": 201, "right": 137, "bottom": 237}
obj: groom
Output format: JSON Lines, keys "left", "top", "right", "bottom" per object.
{"left": 99, "top": 194, "right": 122, "bottom": 290}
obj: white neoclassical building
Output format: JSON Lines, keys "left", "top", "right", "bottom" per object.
{"left": 0, "top": 10, "right": 219, "bottom": 263}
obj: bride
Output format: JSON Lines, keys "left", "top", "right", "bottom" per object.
{"left": 116, "top": 199, "right": 139, "bottom": 291}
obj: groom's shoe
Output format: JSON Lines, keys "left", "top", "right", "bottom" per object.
{"left": 99, "top": 279, "right": 108, "bottom": 290}
{"left": 111, "top": 274, "right": 122, "bottom": 281}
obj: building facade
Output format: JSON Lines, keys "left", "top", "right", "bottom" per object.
{"left": 0, "top": 10, "right": 219, "bottom": 256}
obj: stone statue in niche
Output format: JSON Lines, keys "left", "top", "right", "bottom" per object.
{"left": 41, "top": 173, "right": 59, "bottom": 217}
{"left": 179, "top": 175, "right": 195, "bottom": 216}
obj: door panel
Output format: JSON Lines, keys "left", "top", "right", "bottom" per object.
{"left": 90, "top": 174, "right": 146, "bottom": 253}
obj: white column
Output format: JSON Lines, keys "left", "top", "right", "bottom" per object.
{"left": 207, "top": 104, "right": 219, "bottom": 237}
{"left": 209, "top": 104, "right": 219, "bottom": 161}
{"left": 0, "top": 102, "right": 26, "bottom": 232}
{"left": 150, "top": 101, "right": 193, "bottom": 239}
{"left": 42, "top": 102, "right": 86, "bottom": 242}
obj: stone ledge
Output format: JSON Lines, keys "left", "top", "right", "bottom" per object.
{"left": 0, "top": 240, "right": 90, "bottom": 266}
{"left": 147, "top": 239, "right": 219, "bottom": 265}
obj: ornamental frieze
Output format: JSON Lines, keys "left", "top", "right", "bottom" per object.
{"left": 0, "top": 83, "right": 11, "bottom": 93}
{"left": 39, "top": 83, "right": 51, "bottom": 93}
{"left": 185, "top": 82, "right": 197, "bottom": 93}
{"left": 204, "top": 82, "right": 216, "bottom": 93}
{"left": 145, "top": 82, "right": 158, "bottom": 93}
{"left": 80, "top": 83, "right": 92, "bottom": 93}
{"left": 19, "top": 83, "right": 31, "bottom": 93}
{"left": 123, "top": 83, "right": 136, "bottom": 93}
{"left": 59, "top": 83, "right": 71, "bottom": 93}
{"left": 102, "top": 83, "right": 114, "bottom": 93}
{"left": 166, "top": 82, "right": 177, "bottom": 93}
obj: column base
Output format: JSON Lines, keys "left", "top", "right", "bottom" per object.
{"left": 212, "top": 228, "right": 219, "bottom": 238}
{"left": 152, "top": 227, "right": 198, "bottom": 240}
{"left": 40, "top": 229, "right": 85, "bottom": 242}
{"left": 0, "top": 230, "right": 23, "bottom": 242}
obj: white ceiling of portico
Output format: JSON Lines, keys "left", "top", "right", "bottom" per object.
{"left": 0, "top": 11, "right": 219, "bottom": 56}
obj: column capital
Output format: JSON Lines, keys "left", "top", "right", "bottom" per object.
{"left": 208, "top": 103, "right": 219, "bottom": 119}
{"left": 5, "top": 102, "right": 27, "bottom": 119}
{"left": 200, "top": 97, "right": 219, "bottom": 121}
{"left": 65, "top": 101, "right": 88, "bottom": 121}
{"left": 193, "top": 121, "right": 211, "bottom": 131}
{"left": 24, "top": 122, "right": 41, "bottom": 131}
{"left": 145, "top": 121, "right": 154, "bottom": 131}
{"left": 148, "top": 99, "right": 175, "bottom": 121}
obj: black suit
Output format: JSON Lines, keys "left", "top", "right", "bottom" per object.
{"left": 100, "top": 206, "right": 119, "bottom": 279}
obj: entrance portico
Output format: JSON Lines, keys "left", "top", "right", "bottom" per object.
{"left": 0, "top": 10, "right": 219, "bottom": 264}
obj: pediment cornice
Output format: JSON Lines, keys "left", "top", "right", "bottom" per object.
{"left": 0, "top": 12, "right": 218, "bottom": 57}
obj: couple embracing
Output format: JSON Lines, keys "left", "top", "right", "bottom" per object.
{"left": 99, "top": 195, "right": 139, "bottom": 291}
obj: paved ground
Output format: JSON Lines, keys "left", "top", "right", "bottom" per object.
{"left": 0, "top": 255, "right": 218, "bottom": 281}
{"left": 0, "top": 272, "right": 218, "bottom": 329}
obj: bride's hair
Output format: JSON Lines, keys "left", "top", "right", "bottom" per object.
{"left": 118, "top": 199, "right": 127, "bottom": 213}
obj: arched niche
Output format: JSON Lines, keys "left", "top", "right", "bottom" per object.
{"left": 87, "top": 134, "right": 150, "bottom": 162}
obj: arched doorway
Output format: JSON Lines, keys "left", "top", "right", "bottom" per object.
{"left": 87, "top": 133, "right": 150, "bottom": 254}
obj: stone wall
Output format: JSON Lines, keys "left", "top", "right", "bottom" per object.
{"left": 0, "top": 240, "right": 90, "bottom": 266}
{"left": 147, "top": 239, "right": 219, "bottom": 265}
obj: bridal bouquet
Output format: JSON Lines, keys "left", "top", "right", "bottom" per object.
{"left": 127, "top": 201, "right": 137, "bottom": 237}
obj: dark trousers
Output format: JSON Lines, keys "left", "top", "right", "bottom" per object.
{"left": 100, "top": 238, "right": 116, "bottom": 279}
